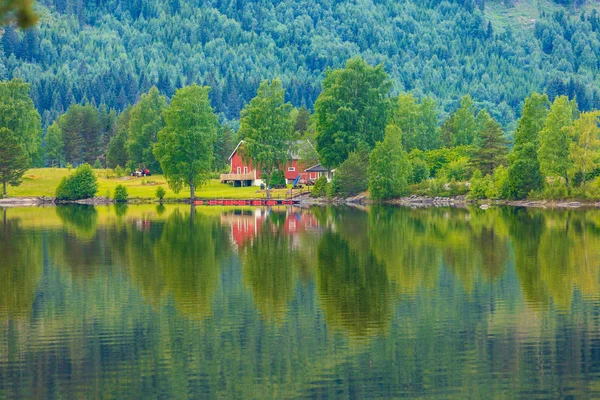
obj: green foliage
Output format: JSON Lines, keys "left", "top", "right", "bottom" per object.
{"left": 423, "top": 145, "right": 473, "bottom": 178}
{"left": 0, "top": 127, "right": 29, "bottom": 196}
{"left": 531, "top": 178, "right": 569, "bottom": 200}
{"left": 331, "top": 146, "right": 370, "bottom": 198}
{"left": 154, "top": 85, "right": 218, "bottom": 199}
{"left": 311, "top": 175, "right": 328, "bottom": 198}
{"left": 0, "top": 79, "right": 42, "bottom": 166}
{"left": 0, "top": 0, "right": 38, "bottom": 27}
{"left": 508, "top": 93, "right": 549, "bottom": 199}
{"left": 538, "top": 95, "right": 577, "bottom": 186}
{"left": 442, "top": 157, "right": 472, "bottom": 181}
{"left": 53, "top": 103, "right": 106, "bottom": 165}
{"left": 114, "top": 165, "right": 126, "bottom": 178}
{"left": 55, "top": 164, "right": 98, "bottom": 200}
{"left": 488, "top": 165, "right": 510, "bottom": 200}
{"left": 368, "top": 125, "right": 411, "bottom": 200}
{"left": 156, "top": 186, "right": 166, "bottom": 201}
{"left": 127, "top": 87, "right": 167, "bottom": 172}
{"left": 391, "top": 94, "right": 439, "bottom": 152}
{"left": 468, "top": 170, "right": 491, "bottom": 200}
{"left": 569, "top": 111, "right": 600, "bottom": 191}
{"left": 315, "top": 57, "right": 391, "bottom": 168}
{"left": 113, "top": 184, "right": 128, "bottom": 202}
{"left": 409, "top": 158, "right": 430, "bottom": 184}
{"left": 238, "top": 79, "right": 293, "bottom": 198}
{"left": 269, "top": 170, "right": 286, "bottom": 187}
{"left": 442, "top": 95, "right": 478, "bottom": 147}
{"left": 107, "top": 107, "right": 131, "bottom": 169}
{"left": 471, "top": 110, "right": 509, "bottom": 175}
{"left": 44, "top": 122, "right": 64, "bottom": 168}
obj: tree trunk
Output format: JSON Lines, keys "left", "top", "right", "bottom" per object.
{"left": 2, "top": 180, "right": 6, "bottom": 197}
{"left": 265, "top": 173, "right": 271, "bottom": 199}
{"left": 190, "top": 182, "right": 195, "bottom": 202}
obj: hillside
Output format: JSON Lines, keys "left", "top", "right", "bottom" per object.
{"left": 2, "top": 0, "right": 600, "bottom": 130}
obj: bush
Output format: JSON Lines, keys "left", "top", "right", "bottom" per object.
{"left": 115, "top": 165, "right": 125, "bottom": 178}
{"left": 156, "top": 186, "right": 166, "bottom": 201}
{"left": 114, "top": 184, "right": 128, "bottom": 202}
{"left": 55, "top": 164, "right": 98, "bottom": 200}
{"left": 443, "top": 157, "right": 472, "bottom": 181}
{"left": 269, "top": 169, "right": 286, "bottom": 187}
{"left": 311, "top": 175, "right": 328, "bottom": 198}
{"left": 468, "top": 170, "right": 490, "bottom": 200}
{"left": 410, "top": 158, "right": 430, "bottom": 184}
{"left": 428, "top": 178, "right": 446, "bottom": 196}
{"left": 93, "top": 159, "right": 103, "bottom": 169}
{"left": 331, "top": 146, "right": 370, "bottom": 197}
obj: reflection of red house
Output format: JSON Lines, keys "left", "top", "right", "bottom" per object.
{"left": 220, "top": 141, "right": 328, "bottom": 186}
{"left": 220, "top": 208, "right": 320, "bottom": 248}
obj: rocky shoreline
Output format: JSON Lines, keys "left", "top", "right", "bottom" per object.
{"left": 2, "top": 194, "right": 600, "bottom": 209}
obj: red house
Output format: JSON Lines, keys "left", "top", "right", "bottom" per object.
{"left": 220, "top": 140, "right": 324, "bottom": 186}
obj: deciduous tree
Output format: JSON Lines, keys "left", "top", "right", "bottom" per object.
{"left": 368, "top": 125, "right": 411, "bottom": 200}
{"left": 0, "top": 127, "right": 28, "bottom": 196}
{"left": 154, "top": 85, "right": 218, "bottom": 200}
{"left": 238, "top": 79, "right": 293, "bottom": 199}
{"left": 128, "top": 87, "right": 167, "bottom": 172}
{"left": 315, "top": 57, "right": 391, "bottom": 168}
{"left": 569, "top": 111, "right": 600, "bottom": 191}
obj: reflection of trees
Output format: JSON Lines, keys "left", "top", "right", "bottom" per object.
{"left": 55, "top": 205, "right": 98, "bottom": 239}
{"left": 0, "top": 212, "right": 43, "bottom": 319}
{"left": 317, "top": 230, "right": 392, "bottom": 339}
{"left": 241, "top": 217, "right": 298, "bottom": 323}
{"left": 123, "top": 208, "right": 231, "bottom": 319}
{"left": 510, "top": 209, "right": 600, "bottom": 309}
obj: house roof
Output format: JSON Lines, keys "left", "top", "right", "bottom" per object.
{"left": 304, "top": 164, "right": 328, "bottom": 173}
{"left": 229, "top": 139, "right": 314, "bottom": 161}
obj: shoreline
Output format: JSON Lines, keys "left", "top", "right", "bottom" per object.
{"left": 2, "top": 194, "right": 600, "bottom": 209}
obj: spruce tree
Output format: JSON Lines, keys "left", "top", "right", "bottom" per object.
{"left": 471, "top": 110, "right": 509, "bottom": 176}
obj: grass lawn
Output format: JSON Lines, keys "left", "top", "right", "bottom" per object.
{"left": 8, "top": 168, "right": 302, "bottom": 200}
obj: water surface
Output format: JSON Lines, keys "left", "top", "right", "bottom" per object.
{"left": 1, "top": 204, "right": 600, "bottom": 399}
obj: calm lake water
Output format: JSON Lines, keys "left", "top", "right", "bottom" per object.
{"left": 2, "top": 204, "right": 600, "bottom": 399}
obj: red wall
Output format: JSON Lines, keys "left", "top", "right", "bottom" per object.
{"left": 230, "top": 150, "right": 255, "bottom": 177}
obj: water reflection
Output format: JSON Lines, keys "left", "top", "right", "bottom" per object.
{"left": 2, "top": 204, "right": 600, "bottom": 398}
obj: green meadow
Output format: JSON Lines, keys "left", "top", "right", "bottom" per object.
{"left": 9, "top": 168, "right": 298, "bottom": 200}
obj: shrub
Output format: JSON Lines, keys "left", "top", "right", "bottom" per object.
{"left": 488, "top": 165, "right": 510, "bottom": 199}
{"left": 114, "top": 184, "right": 128, "bottom": 202}
{"left": 540, "top": 178, "right": 568, "bottom": 200}
{"left": 443, "top": 157, "right": 472, "bottom": 181}
{"left": 410, "top": 158, "right": 430, "bottom": 184}
{"left": 469, "top": 170, "right": 490, "bottom": 199}
{"left": 115, "top": 165, "right": 125, "bottom": 178}
{"left": 331, "top": 146, "right": 370, "bottom": 197}
{"left": 428, "top": 178, "right": 445, "bottom": 196}
{"left": 156, "top": 186, "right": 166, "bottom": 201}
{"left": 269, "top": 169, "right": 286, "bottom": 187}
{"left": 311, "top": 175, "right": 328, "bottom": 198}
{"left": 55, "top": 164, "right": 98, "bottom": 200}
{"left": 93, "top": 159, "right": 103, "bottom": 169}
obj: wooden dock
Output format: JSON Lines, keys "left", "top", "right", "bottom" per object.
{"left": 193, "top": 199, "right": 300, "bottom": 206}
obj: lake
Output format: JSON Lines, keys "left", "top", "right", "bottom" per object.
{"left": 1, "top": 204, "right": 600, "bottom": 399}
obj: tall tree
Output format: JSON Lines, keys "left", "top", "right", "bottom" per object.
{"left": 0, "top": 79, "right": 42, "bottom": 165}
{"left": 44, "top": 121, "right": 64, "bottom": 167}
{"left": 238, "top": 79, "right": 293, "bottom": 199}
{"left": 315, "top": 57, "right": 391, "bottom": 168}
{"left": 538, "top": 95, "right": 577, "bottom": 190}
{"left": 0, "top": 127, "right": 29, "bottom": 196}
{"left": 368, "top": 125, "right": 411, "bottom": 200}
{"left": 55, "top": 104, "right": 102, "bottom": 165}
{"left": 154, "top": 85, "right": 218, "bottom": 201}
{"left": 107, "top": 107, "right": 131, "bottom": 168}
{"left": 449, "top": 95, "right": 478, "bottom": 147}
{"left": 507, "top": 93, "right": 549, "bottom": 199}
{"left": 128, "top": 86, "right": 167, "bottom": 172}
{"left": 392, "top": 94, "right": 439, "bottom": 152}
{"left": 471, "top": 110, "right": 509, "bottom": 175}
{"left": 569, "top": 111, "right": 600, "bottom": 191}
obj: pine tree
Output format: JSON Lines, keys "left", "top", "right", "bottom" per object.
{"left": 471, "top": 110, "right": 508, "bottom": 175}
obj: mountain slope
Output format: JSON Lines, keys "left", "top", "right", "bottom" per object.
{"left": 2, "top": 0, "right": 600, "bottom": 130}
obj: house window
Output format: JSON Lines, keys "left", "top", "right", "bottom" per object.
{"left": 244, "top": 167, "right": 248, "bottom": 174}
{"left": 237, "top": 167, "right": 241, "bottom": 174}
{"left": 288, "top": 167, "right": 296, "bottom": 172}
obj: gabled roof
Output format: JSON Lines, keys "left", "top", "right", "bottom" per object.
{"left": 228, "top": 140, "right": 245, "bottom": 161}
{"left": 229, "top": 139, "right": 314, "bottom": 161}
{"left": 304, "top": 164, "right": 328, "bottom": 173}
